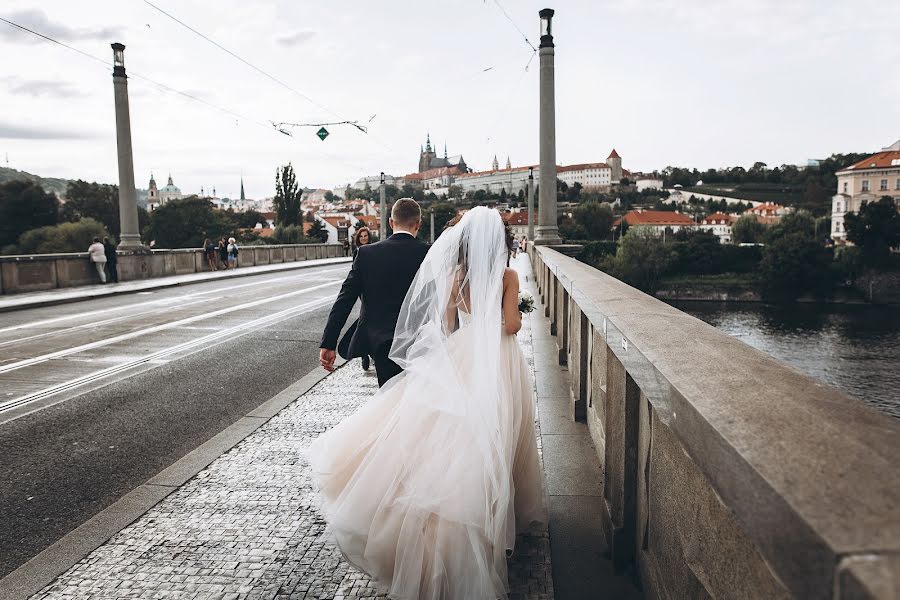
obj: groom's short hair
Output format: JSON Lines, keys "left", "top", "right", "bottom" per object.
{"left": 391, "top": 198, "right": 421, "bottom": 228}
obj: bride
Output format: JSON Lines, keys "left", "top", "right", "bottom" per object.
{"left": 305, "top": 207, "right": 546, "bottom": 599}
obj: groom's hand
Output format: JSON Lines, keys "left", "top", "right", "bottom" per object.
{"left": 319, "top": 348, "right": 337, "bottom": 372}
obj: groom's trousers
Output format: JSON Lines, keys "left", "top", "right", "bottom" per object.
{"left": 372, "top": 344, "right": 403, "bottom": 388}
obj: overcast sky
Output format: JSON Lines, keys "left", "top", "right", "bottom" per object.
{"left": 2, "top": 0, "right": 898, "bottom": 199}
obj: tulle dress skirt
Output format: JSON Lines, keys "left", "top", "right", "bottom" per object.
{"left": 305, "top": 325, "right": 546, "bottom": 599}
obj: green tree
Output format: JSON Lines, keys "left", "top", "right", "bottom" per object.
{"left": 9, "top": 218, "right": 109, "bottom": 255}
{"left": 272, "top": 224, "right": 317, "bottom": 245}
{"left": 572, "top": 201, "right": 614, "bottom": 240}
{"left": 0, "top": 180, "right": 59, "bottom": 248}
{"left": 273, "top": 163, "right": 303, "bottom": 226}
{"left": 599, "top": 228, "right": 674, "bottom": 294}
{"left": 233, "top": 209, "right": 267, "bottom": 229}
{"left": 757, "top": 232, "right": 833, "bottom": 301}
{"left": 308, "top": 220, "right": 328, "bottom": 243}
{"left": 844, "top": 196, "right": 900, "bottom": 266}
{"left": 144, "top": 197, "right": 232, "bottom": 248}
{"left": 731, "top": 214, "right": 765, "bottom": 244}
{"left": 61, "top": 180, "right": 120, "bottom": 235}
{"left": 766, "top": 210, "right": 816, "bottom": 242}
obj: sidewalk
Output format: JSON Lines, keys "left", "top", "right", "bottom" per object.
{"left": 8, "top": 256, "right": 638, "bottom": 600}
{"left": 0, "top": 257, "right": 351, "bottom": 313}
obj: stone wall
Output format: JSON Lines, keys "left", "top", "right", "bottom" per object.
{"left": 530, "top": 246, "right": 900, "bottom": 600}
{"left": 0, "top": 244, "right": 345, "bottom": 295}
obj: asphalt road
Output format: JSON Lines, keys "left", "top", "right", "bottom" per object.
{"left": 0, "top": 263, "right": 353, "bottom": 577}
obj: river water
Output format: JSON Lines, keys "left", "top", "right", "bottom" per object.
{"left": 669, "top": 301, "right": 900, "bottom": 419}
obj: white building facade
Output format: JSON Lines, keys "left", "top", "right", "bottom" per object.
{"left": 831, "top": 140, "right": 900, "bottom": 242}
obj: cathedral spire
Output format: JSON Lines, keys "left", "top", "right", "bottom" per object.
{"left": 506, "top": 156, "right": 511, "bottom": 169}
{"left": 492, "top": 155, "right": 499, "bottom": 171}
{"left": 425, "top": 132, "right": 432, "bottom": 153}
{"left": 444, "top": 141, "right": 448, "bottom": 159}
{"left": 240, "top": 175, "right": 246, "bottom": 201}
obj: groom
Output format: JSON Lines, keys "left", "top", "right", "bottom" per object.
{"left": 319, "top": 198, "right": 429, "bottom": 387}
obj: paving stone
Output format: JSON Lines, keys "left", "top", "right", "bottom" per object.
{"left": 30, "top": 276, "right": 554, "bottom": 599}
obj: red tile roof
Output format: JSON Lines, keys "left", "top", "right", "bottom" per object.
{"left": 618, "top": 210, "right": 694, "bottom": 226}
{"left": 456, "top": 165, "right": 536, "bottom": 178}
{"left": 323, "top": 216, "right": 351, "bottom": 228}
{"left": 354, "top": 215, "right": 379, "bottom": 230}
{"left": 702, "top": 212, "right": 736, "bottom": 224}
{"left": 503, "top": 211, "right": 530, "bottom": 225}
{"left": 558, "top": 163, "right": 610, "bottom": 173}
{"left": 608, "top": 149, "right": 620, "bottom": 159}
{"left": 840, "top": 151, "right": 900, "bottom": 172}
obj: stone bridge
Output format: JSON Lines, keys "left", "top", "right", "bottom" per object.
{"left": 530, "top": 246, "right": 899, "bottom": 600}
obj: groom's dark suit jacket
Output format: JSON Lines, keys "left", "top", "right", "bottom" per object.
{"left": 321, "top": 233, "right": 429, "bottom": 359}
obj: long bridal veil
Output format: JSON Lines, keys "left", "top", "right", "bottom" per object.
{"left": 307, "top": 207, "right": 545, "bottom": 599}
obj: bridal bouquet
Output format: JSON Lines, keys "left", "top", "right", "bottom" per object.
{"left": 518, "top": 290, "right": 535, "bottom": 314}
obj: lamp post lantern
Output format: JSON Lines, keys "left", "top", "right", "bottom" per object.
{"left": 379, "top": 172, "right": 387, "bottom": 240}
{"left": 110, "top": 43, "right": 143, "bottom": 249}
{"left": 534, "top": 9, "right": 561, "bottom": 245}
{"left": 527, "top": 166, "right": 535, "bottom": 240}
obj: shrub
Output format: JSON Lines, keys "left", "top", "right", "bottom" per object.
{"left": 8, "top": 218, "right": 110, "bottom": 255}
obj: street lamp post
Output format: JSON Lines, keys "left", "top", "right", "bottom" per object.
{"left": 430, "top": 210, "right": 435, "bottom": 243}
{"left": 379, "top": 172, "right": 386, "bottom": 240}
{"left": 110, "top": 43, "right": 143, "bottom": 249}
{"left": 527, "top": 166, "right": 535, "bottom": 240}
{"left": 534, "top": 9, "right": 562, "bottom": 245}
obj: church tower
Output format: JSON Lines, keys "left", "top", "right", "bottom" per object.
{"left": 418, "top": 133, "right": 436, "bottom": 173}
{"left": 240, "top": 176, "right": 246, "bottom": 201}
{"left": 148, "top": 173, "right": 159, "bottom": 209}
{"left": 608, "top": 149, "right": 623, "bottom": 182}
{"left": 506, "top": 156, "right": 511, "bottom": 169}
{"left": 492, "top": 155, "right": 499, "bottom": 171}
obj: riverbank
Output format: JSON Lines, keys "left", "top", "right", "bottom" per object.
{"left": 654, "top": 273, "right": 882, "bottom": 305}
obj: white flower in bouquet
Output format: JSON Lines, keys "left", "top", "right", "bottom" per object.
{"left": 518, "top": 290, "right": 535, "bottom": 314}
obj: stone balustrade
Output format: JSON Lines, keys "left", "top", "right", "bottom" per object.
{"left": 531, "top": 246, "right": 900, "bottom": 600}
{"left": 0, "top": 244, "right": 345, "bottom": 295}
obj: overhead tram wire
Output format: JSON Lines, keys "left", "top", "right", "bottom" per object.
{"left": 0, "top": 16, "right": 395, "bottom": 181}
{"left": 143, "top": 1, "right": 355, "bottom": 127}
{"left": 0, "top": 16, "right": 271, "bottom": 131}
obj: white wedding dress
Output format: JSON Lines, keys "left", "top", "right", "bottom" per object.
{"left": 305, "top": 208, "right": 546, "bottom": 599}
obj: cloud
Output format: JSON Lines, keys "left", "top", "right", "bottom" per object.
{"left": 276, "top": 29, "right": 316, "bottom": 46}
{"left": 0, "top": 122, "right": 94, "bottom": 140}
{"left": 3, "top": 77, "right": 87, "bottom": 98}
{"left": 0, "top": 9, "right": 121, "bottom": 43}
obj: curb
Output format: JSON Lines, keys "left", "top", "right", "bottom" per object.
{"left": 0, "top": 361, "right": 345, "bottom": 600}
{"left": 0, "top": 257, "right": 352, "bottom": 314}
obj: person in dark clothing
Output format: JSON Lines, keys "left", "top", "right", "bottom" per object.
{"left": 217, "top": 239, "right": 228, "bottom": 270}
{"left": 102, "top": 237, "right": 118, "bottom": 283}
{"left": 348, "top": 226, "right": 373, "bottom": 371}
{"left": 320, "top": 200, "right": 429, "bottom": 387}
{"left": 204, "top": 238, "right": 218, "bottom": 271}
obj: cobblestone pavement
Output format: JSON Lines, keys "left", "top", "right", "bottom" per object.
{"left": 31, "top": 278, "right": 553, "bottom": 599}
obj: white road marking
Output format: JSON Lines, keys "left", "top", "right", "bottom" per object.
{"left": 0, "top": 280, "right": 340, "bottom": 375}
{"left": 0, "top": 265, "right": 349, "bottom": 335}
{"left": 0, "top": 296, "right": 335, "bottom": 416}
{"left": 0, "top": 297, "right": 221, "bottom": 349}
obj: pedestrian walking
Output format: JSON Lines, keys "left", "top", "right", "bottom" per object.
{"left": 520, "top": 235, "right": 528, "bottom": 253}
{"left": 342, "top": 237, "right": 350, "bottom": 257}
{"left": 218, "top": 239, "right": 228, "bottom": 269}
{"left": 511, "top": 235, "right": 520, "bottom": 258}
{"left": 227, "top": 237, "right": 239, "bottom": 269}
{"left": 349, "top": 226, "right": 374, "bottom": 371}
{"left": 102, "top": 236, "right": 118, "bottom": 283}
{"left": 88, "top": 237, "right": 107, "bottom": 284}
{"left": 204, "top": 238, "right": 218, "bottom": 271}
